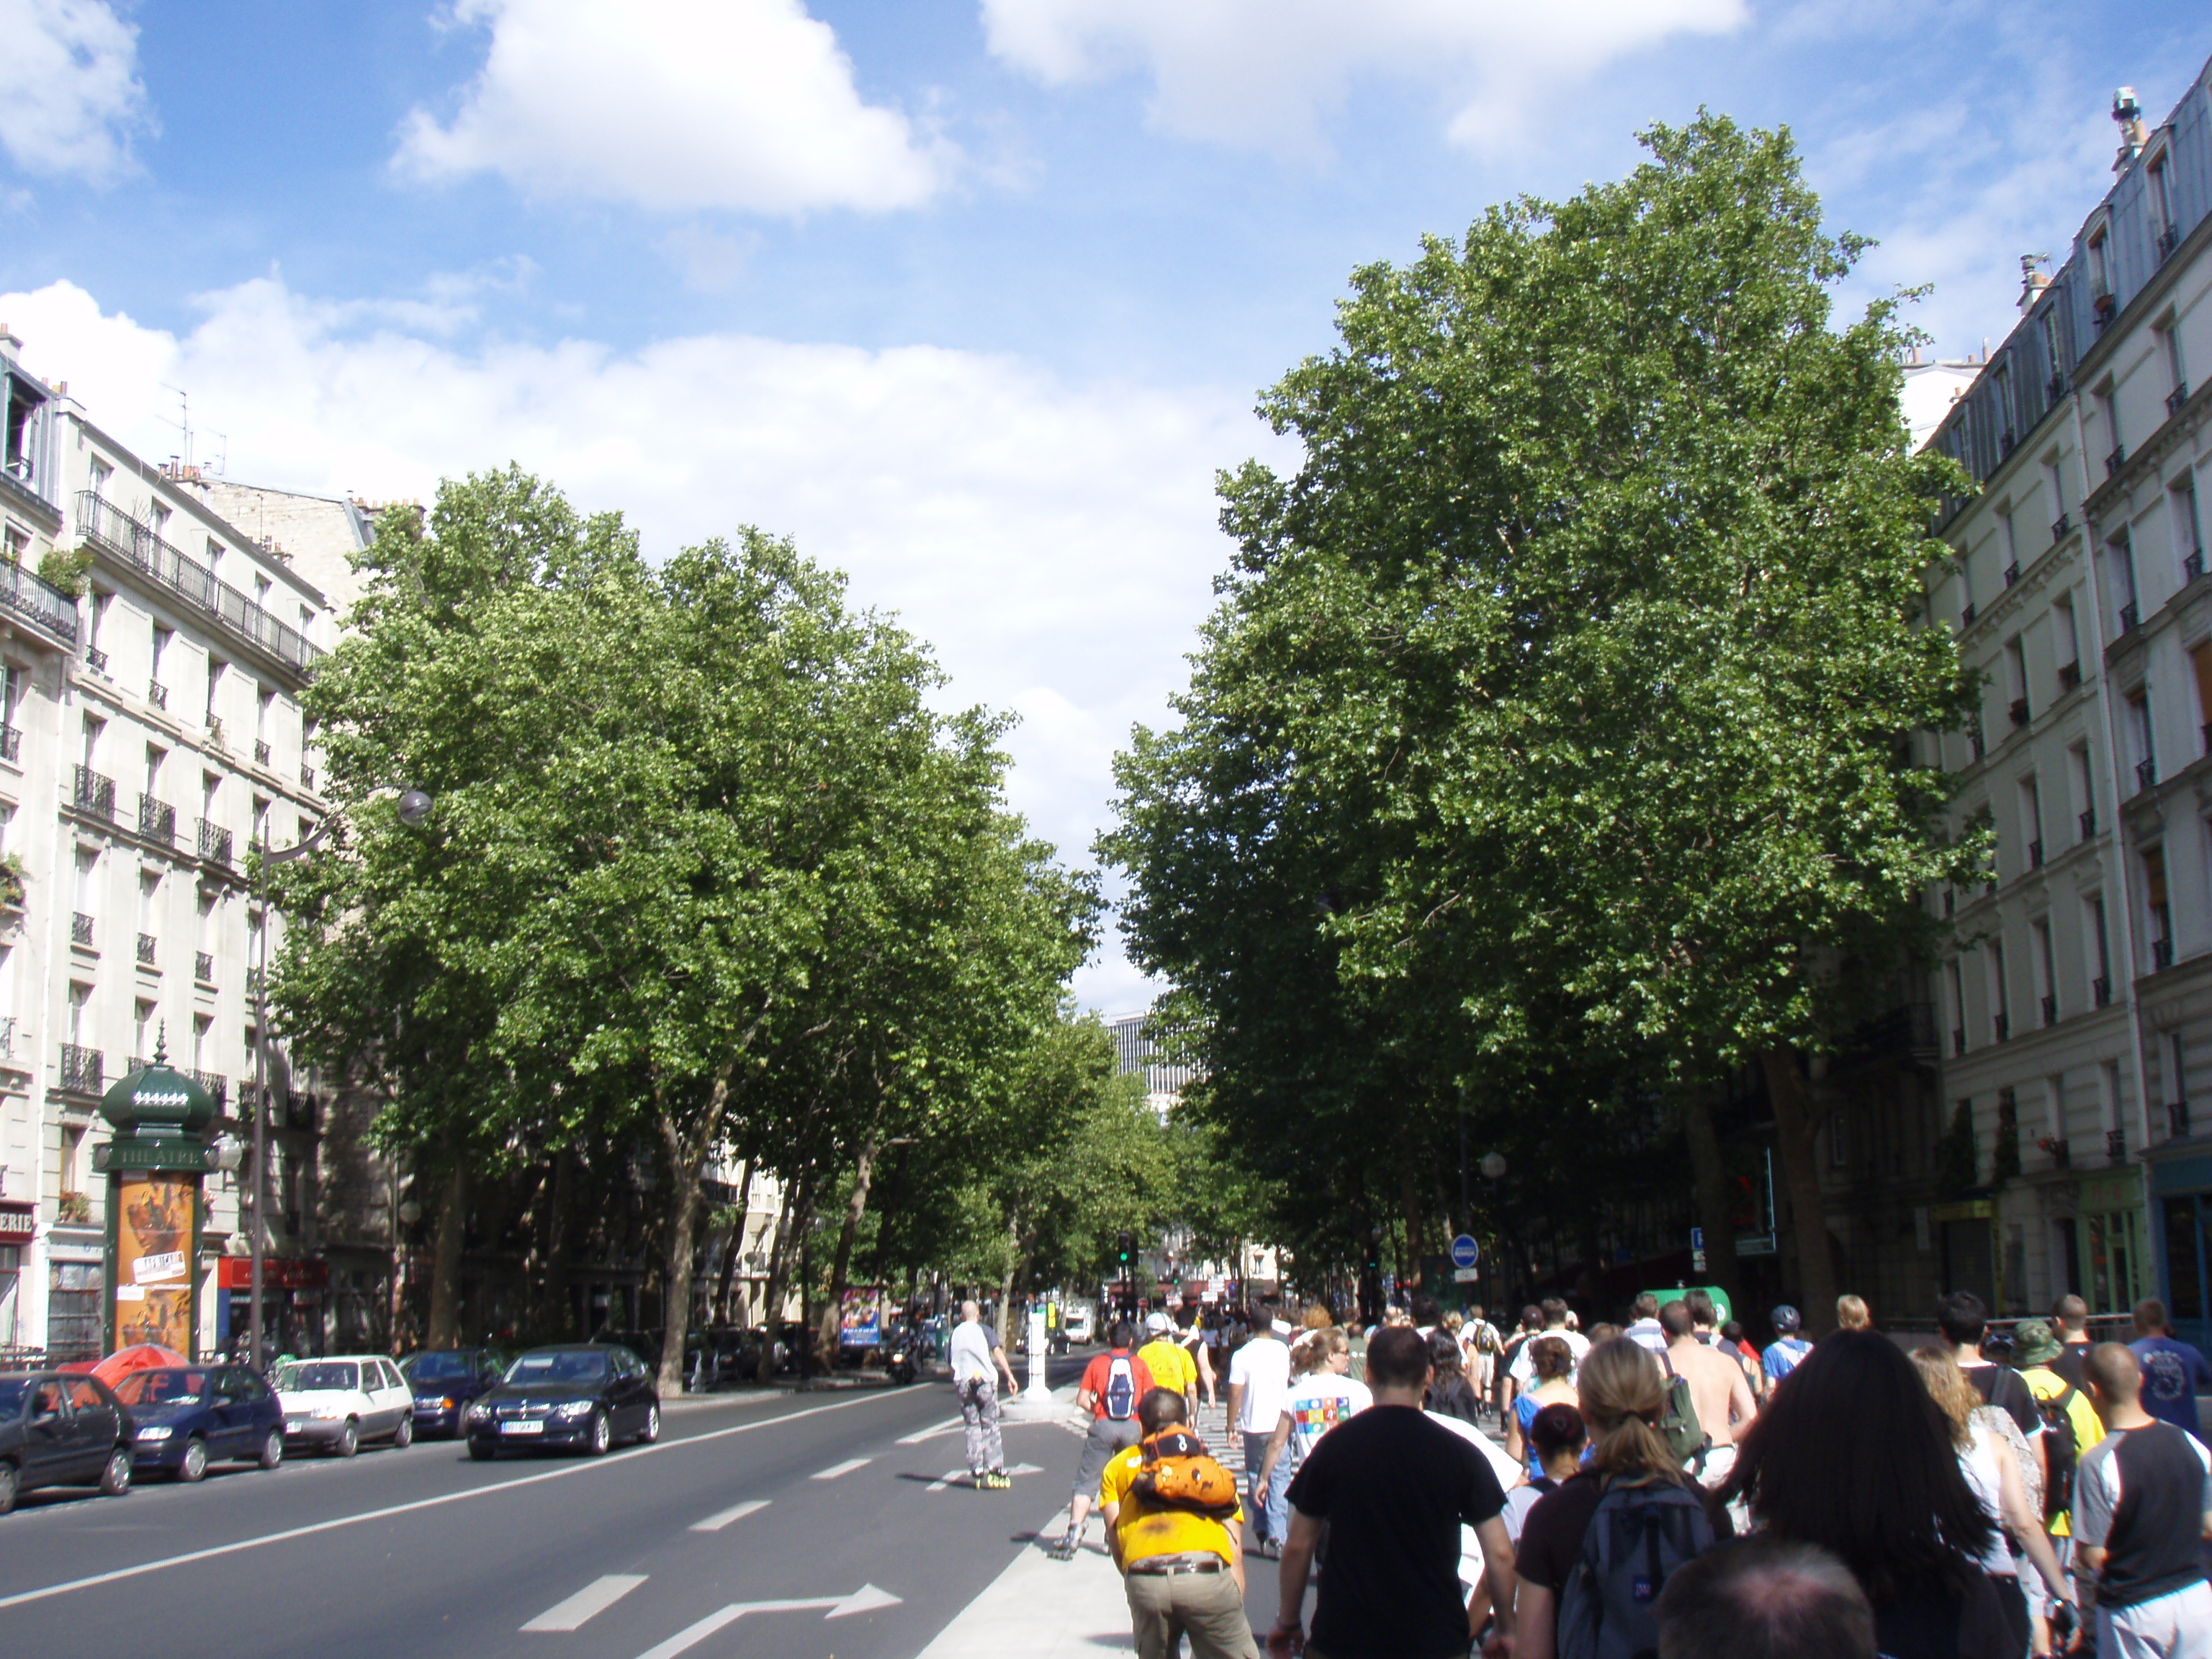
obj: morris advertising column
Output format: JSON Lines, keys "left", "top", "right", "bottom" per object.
{"left": 91, "top": 1053, "right": 217, "bottom": 1358}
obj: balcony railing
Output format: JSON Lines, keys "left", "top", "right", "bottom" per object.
{"left": 2040, "top": 1136, "right": 2072, "bottom": 1169}
{"left": 2058, "top": 661, "right": 2082, "bottom": 693}
{"left": 2153, "top": 938, "right": 2175, "bottom": 971}
{"left": 137, "top": 796, "right": 174, "bottom": 846}
{"left": 2041, "top": 993, "right": 2057, "bottom": 1027}
{"left": 0, "top": 725, "right": 17, "bottom": 765}
{"left": 2107, "top": 445, "right": 2126, "bottom": 477}
{"left": 2119, "top": 601, "right": 2140, "bottom": 632}
{"left": 135, "top": 932, "right": 156, "bottom": 968}
{"left": 70, "top": 912, "right": 92, "bottom": 948}
{"left": 192, "top": 1070, "right": 228, "bottom": 1108}
{"left": 2188, "top": 550, "right": 2206, "bottom": 585}
{"left": 71, "top": 764, "right": 114, "bottom": 819}
{"left": 2170, "top": 1101, "right": 2191, "bottom": 1140}
{"left": 2051, "top": 512, "right": 2072, "bottom": 543}
{"left": 2010, "top": 696, "right": 2030, "bottom": 728}
{"left": 147, "top": 679, "right": 167, "bottom": 710}
{"left": 2137, "top": 757, "right": 2159, "bottom": 793}
{"left": 301, "top": 764, "right": 316, "bottom": 791}
{"left": 197, "top": 819, "right": 233, "bottom": 866}
{"left": 74, "top": 492, "right": 325, "bottom": 676}
{"left": 2047, "top": 373, "right": 2069, "bottom": 403}
{"left": 2158, "top": 225, "right": 2181, "bottom": 263}
{"left": 2080, "top": 807, "right": 2096, "bottom": 840}
{"left": 2003, "top": 560, "right": 2020, "bottom": 588}
{"left": 0, "top": 557, "right": 79, "bottom": 646}
{"left": 1970, "top": 732, "right": 1986, "bottom": 761}
{"left": 2028, "top": 838, "right": 2043, "bottom": 869}
{"left": 2093, "top": 975, "right": 2113, "bottom": 1007}
{"left": 1953, "top": 1025, "right": 1967, "bottom": 1056}
{"left": 194, "top": 950, "right": 214, "bottom": 984}
{"left": 1961, "top": 601, "right": 1978, "bottom": 627}
{"left": 2107, "top": 1127, "right": 2127, "bottom": 1163}
{"left": 59, "top": 1043, "right": 101, "bottom": 1095}
{"left": 254, "top": 739, "right": 271, "bottom": 766}
{"left": 1993, "top": 1012, "right": 2010, "bottom": 1041}
{"left": 84, "top": 644, "right": 107, "bottom": 674}
{"left": 2170, "top": 382, "right": 2192, "bottom": 418}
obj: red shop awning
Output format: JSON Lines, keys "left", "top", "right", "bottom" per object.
{"left": 215, "top": 1257, "right": 328, "bottom": 1290}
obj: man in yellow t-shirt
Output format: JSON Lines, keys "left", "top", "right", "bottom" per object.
{"left": 2013, "top": 1318, "right": 2105, "bottom": 1539}
{"left": 1138, "top": 1313, "right": 1200, "bottom": 1419}
{"left": 1100, "top": 1388, "right": 1256, "bottom": 1659}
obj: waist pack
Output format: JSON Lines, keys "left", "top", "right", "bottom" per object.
{"left": 1557, "top": 1476, "right": 1717, "bottom": 1659}
{"left": 1131, "top": 1429, "right": 1239, "bottom": 1519}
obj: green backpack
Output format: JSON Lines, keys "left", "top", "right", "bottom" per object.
{"left": 1655, "top": 1352, "right": 1707, "bottom": 1467}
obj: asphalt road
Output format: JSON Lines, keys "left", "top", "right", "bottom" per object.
{"left": 0, "top": 1356, "right": 1092, "bottom": 1659}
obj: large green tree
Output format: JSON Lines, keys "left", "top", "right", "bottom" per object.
{"left": 1107, "top": 115, "right": 1982, "bottom": 1323}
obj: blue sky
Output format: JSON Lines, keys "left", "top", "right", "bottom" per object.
{"left": 3, "top": 0, "right": 2207, "bottom": 1010}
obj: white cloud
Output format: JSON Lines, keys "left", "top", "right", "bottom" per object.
{"left": 0, "top": 0, "right": 150, "bottom": 183}
{"left": 979, "top": 0, "right": 1747, "bottom": 155}
{"left": 395, "top": 0, "right": 951, "bottom": 214}
{"left": 1, "top": 276, "right": 1277, "bottom": 1010}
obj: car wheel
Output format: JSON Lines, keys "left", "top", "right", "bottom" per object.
{"left": 468, "top": 1441, "right": 495, "bottom": 1462}
{"left": 638, "top": 1404, "right": 660, "bottom": 1445}
{"left": 99, "top": 1447, "right": 132, "bottom": 1498}
{"left": 333, "top": 1421, "right": 359, "bottom": 1459}
{"left": 258, "top": 1429, "right": 283, "bottom": 1470}
{"left": 178, "top": 1437, "right": 208, "bottom": 1483}
{"left": 392, "top": 1414, "right": 413, "bottom": 1450}
{"left": 585, "top": 1409, "right": 611, "bottom": 1457}
{"left": 0, "top": 1460, "right": 17, "bottom": 1515}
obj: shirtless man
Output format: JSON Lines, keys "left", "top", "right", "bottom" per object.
{"left": 1660, "top": 1298, "right": 1755, "bottom": 1488}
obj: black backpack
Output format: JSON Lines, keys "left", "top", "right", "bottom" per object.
{"left": 1556, "top": 1475, "right": 1717, "bottom": 1659}
{"left": 2033, "top": 1381, "right": 2083, "bottom": 1521}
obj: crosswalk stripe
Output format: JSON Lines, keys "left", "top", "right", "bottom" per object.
{"left": 811, "top": 1457, "right": 873, "bottom": 1481}
{"left": 521, "top": 1573, "right": 647, "bottom": 1632}
{"left": 690, "top": 1498, "right": 769, "bottom": 1532}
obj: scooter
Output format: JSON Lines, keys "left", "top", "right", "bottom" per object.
{"left": 886, "top": 1329, "right": 921, "bottom": 1386}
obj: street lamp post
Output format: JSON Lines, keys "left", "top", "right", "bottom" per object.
{"left": 248, "top": 786, "right": 433, "bottom": 1373}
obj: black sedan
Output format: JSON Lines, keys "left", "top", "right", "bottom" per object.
{"left": 0, "top": 1370, "right": 134, "bottom": 1514}
{"left": 112, "top": 1365, "right": 284, "bottom": 1480}
{"left": 464, "top": 1344, "right": 659, "bottom": 1460}
{"left": 400, "top": 1348, "right": 505, "bottom": 1437}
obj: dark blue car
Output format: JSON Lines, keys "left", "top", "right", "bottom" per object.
{"left": 400, "top": 1348, "right": 505, "bottom": 1437}
{"left": 112, "top": 1365, "right": 284, "bottom": 1482}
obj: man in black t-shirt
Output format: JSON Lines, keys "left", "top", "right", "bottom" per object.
{"left": 2046, "top": 1293, "right": 2092, "bottom": 1391}
{"left": 1272, "top": 1326, "right": 1513, "bottom": 1659}
{"left": 1937, "top": 1291, "right": 2047, "bottom": 1491}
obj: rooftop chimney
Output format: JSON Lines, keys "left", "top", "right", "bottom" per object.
{"left": 2113, "top": 88, "right": 2147, "bottom": 171}
{"left": 2019, "top": 253, "right": 2052, "bottom": 314}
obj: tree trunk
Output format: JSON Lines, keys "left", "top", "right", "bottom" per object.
{"left": 995, "top": 1208, "right": 1022, "bottom": 1351}
{"left": 544, "top": 1151, "right": 575, "bottom": 1339}
{"left": 426, "top": 1158, "right": 467, "bottom": 1347}
{"left": 817, "top": 1121, "right": 882, "bottom": 1362}
{"left": 1678, "top": 1087, "right": 1743, "bottom": 1305}
{"left": 1761, "top": 1048, "right": 1839, "bottom": 1333}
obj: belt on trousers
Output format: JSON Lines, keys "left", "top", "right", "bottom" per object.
{"left": 1127, "top": 1554, "right": 1226, "bottom": 1576}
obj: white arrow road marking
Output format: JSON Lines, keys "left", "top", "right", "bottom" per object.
{"left": 689, "top": 1498, "right": 769, "bottom": 1533}
{"left": 896, "top": 1416, "right": 965, "bottom": 1444}
{"left": 810, "top": 1457, "right": 873, "bottom": 1480}
{"left": 521, "top": 1573, "right": 646, "bottom": 1632}
{"left": 633, "top": 1586, "right": 903, "bottom": 1659}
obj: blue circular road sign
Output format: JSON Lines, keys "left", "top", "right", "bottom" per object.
{"left": 1449, "top": 1233, "right": 1480, "bottom": 1269}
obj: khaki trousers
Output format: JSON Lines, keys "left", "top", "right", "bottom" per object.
{"left": 1124, "top": 1566, "right": 1259, "bottom": 1659}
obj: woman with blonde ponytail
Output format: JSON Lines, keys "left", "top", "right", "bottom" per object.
{"left": 1510, "top": 1337, "right": 1728, "bottom": 1659}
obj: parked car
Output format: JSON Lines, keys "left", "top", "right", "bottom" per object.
{"left": 465, "top": 1344, "right": 659, "bottom": 1460}
{"left": 399, "top": 1348, "right": 505, "bottom": 1437}
{"left": 0, "top": 1370, "right": 134, "bottom": 1514}
{"left": 272, "top": 1355, "right": 415, "bottom": 1457}
{"left": 112, "top": 1364, "right": 284, "bottom": 1481}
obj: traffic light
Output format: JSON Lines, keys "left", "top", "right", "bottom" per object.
{"left": 1115, "top": 1231, "right": 1135, "bottom": 1268}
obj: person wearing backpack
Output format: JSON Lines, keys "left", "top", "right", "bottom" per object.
{"left": 1659, "top": 1298, "right": 1754, "bottom": 1488}
{"left": 1511, "top": 1337, "right": 1730, "bottom": 1659}
{"left": 2012, "top": 1318, "right": 2103, "bottom": 1658}
{"left": 1101, "top": 1387, "right": 1258, "bottom": 1659}
{"left": 1053, "top": 1321, "right": 1156, "bottom": 1561}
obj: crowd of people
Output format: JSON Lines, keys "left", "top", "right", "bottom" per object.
{"left": 1033, "top": 1287, "right": 2212, "bottom": 1659}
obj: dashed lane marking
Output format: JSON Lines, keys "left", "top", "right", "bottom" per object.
{"left": 810, "top": 1457, "right": 873, "bottom": 1481}
{"left": 896, "top": 1417, "right": 965, "bottom": 1444}
{"left": 689, "top": 1498, "right": 770, "bottom": 1532}
{"left": 521, "top": 1573, "right": 647, "bottom": 1632}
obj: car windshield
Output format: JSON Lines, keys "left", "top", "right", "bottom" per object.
{"left": 405, "top": 1352, "right": 474, "bottom": 1382}
{"left": 113, "top": 1369, "right": 210, "bottom": 1406}
{"left": 505, "top": 1351, "right": 608, "bottom": 1385}
{"left": 275, "top": 1361, "right": 358, "bottom": 1393}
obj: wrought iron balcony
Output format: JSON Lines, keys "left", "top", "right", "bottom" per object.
{"left": 2051, "top": 512, "right": 2072, "bottom": 542}
{"left": 2188, "top": 550, "right": 2206, "bottom": 584}
{"left": 1961, "top": 601, "right": 1978, "bottom": 627}
{"left": 2058, "top": 661, "right": 2082, "bottom": 693}
{"left": 2041, "top": 993, "right": 2057, "bottom": 1026}
{"left": 70, "top": 912, "right": 92, "bottom": 948}
{"left": 2080, "top": 807, "right": 2096, "bottom": 839}
{"left": 59, "top": 1043, "right": 100, "bottom": 1095}
{"left": 2107, "top": 1127, "right": 2127, "bottom": 1162}
{"left": 246, "top": 966, "right": 264, "bottom": 996}
{"left": 0, "top": 557, "right": 78, "bottom": 644}
{"left": 2000, "top": 430, "right": 2017, "bottom": 459}
{"left": 1953, "top": 1025, "right": 1967, "bottom": 1056}
{"left": 137, "top": 796, "right": 174, "bottom": 846}
{"left": 2173, "top": 383, "right": 2193, "bottom": 418}
{"left": 301, "top": 764, "right": 316, "bottom": 791}
{"left": 2094, "top": 975, "right": 2113, "bottom": 1007}
{"left": 0, "top": 725, "right": 18, "bottom": 763}
{"left": 84, "top": 645, "right": 106, "bottom": 674}
{"left": 254, "top": 739, "right": 271, "bottom": 767}
{"left": 1970, "top": 731, "right": 1986, "bottom": 761}
{"left": 2003, "top": 560, "right": 2020, "bottom": 588}
{"left": 135, "top": 932, "right": 156, "bottom": 968}
{"left": 2170, "top": 1101, "right": 2191, "bottom": 1140}
{"left": 2154, "top": 938, "right": 2175, "bottom": 971}
{"left": 2137, "top": 757, "right": 2158, "bottom": 792}
{"left": 2010, "top": 696, "right": 2030, "bottom": 728}
{"left": 1943, "top": 889, "right": 1956, "bottom": 917}
{"left": 2041, "top": 1136, "right": 2071, "bottom": 1169}
{"left": 2028, "top": 838, "right": 2043, "bottom": 869}
{"left": 74, "top": 492, "right": 324, "bottom": 676}
{"left": 194, "top": 1070, "right": 228, "bottom": 1107}
{"left": 0, "top": 1014, "right": 12, "bottom": 1060}
{"left": 194, "top": 950, "right": 214, "bottom": 984}
{"left": 2120, "top": 601, "right": 2140, "bottom": 632}
{"left": 147, "top": 679, "right": 167, "bottom": 710}
{"left": 71, "top": 764, "right": 114, "bottom": 819}
{"left": 2107, "top": 446, "right": 2126, "bottom": 477}
{"left": 197, "top": 819, "right": 233, "bottom": 866}
{"left": 1993, "top": 1012, "right": 2010, "bottom": 1041}
{"left": 2047, "top": 373, "right": 2069, "bottom": 403}
{"left": 2158, "top": 225, "right": 2180, "bottom": 263}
